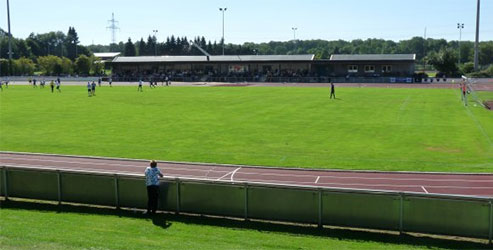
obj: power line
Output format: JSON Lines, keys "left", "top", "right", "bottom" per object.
{"left": 106, "top": 12, "right": 120, "bottom": 45}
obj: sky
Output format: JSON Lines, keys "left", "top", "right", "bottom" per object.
{"left": 1, "top": 0, "right": 492, "bottom": 46}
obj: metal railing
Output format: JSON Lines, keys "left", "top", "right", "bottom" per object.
{"left": 0, "top": 165, "right": 491, "bottom": 243}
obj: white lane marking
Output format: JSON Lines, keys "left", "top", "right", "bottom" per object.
{"left": 315, "top": 176, "right": 320, "bottom": 184}
{"left": 230, "top": 167, "right": 242, "bottom": 182}
{"left": 230, "top": 171, "right": 493, "bottom": 183}
{"left": 205, "top": 167, "right": 216, "bottom": 177}
{"left": 0, "top": 156, "right": 230, "bottom": 173}
{"left": 3, "top": 155, "right": 492, "bottom": 185}
{"left": 421, "top": 186, "right": 429, "bottom": 194}
{"left": 216, "top": 170, "right": 235, "bottom": 181}
{"left": 233, "top": 177, "right": 493, "bottom": 190}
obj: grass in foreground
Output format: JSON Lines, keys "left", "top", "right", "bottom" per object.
{"left": 0, "top": 200, "right": 489, "bottom": 250}
{"left": 0, "top": 86, "right": 492, "bottom": 172}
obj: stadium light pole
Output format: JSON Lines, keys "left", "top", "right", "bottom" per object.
{"left": 292, "top": 27, "right": 298, "bottom": 40}
{"left": 7, "top": 0, "right": 13, "bottom": 76}
{"left": 457, "top": 23, "right": 464, "bottom": 66}
{"left": 153, "top": 30, "right": 158, "bottom": 56}
{"left": 219, "top": 7, "right": 227, "bottom": 55}
{"left": 474, "top": 0, "right": 480, "bottom": 71}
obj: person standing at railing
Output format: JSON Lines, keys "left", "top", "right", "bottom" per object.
{"left": 144, "top": 160, "right": 163, "bottom": 215}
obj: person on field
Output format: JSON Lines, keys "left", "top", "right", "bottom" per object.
{"left": 91, "top": 81, "right": 96, "bottom": 96}
{"left": 461, "top": 82, "right": 467, "bottom": 106}
{"left": 109, "top": 77, "right": 112, "bottom": 87}
{"left": 56, "top": 80, "right": 61, "bottom": 92}
{"left": 330, "top": 82, "right": 336, "bottom": 99}
{"left": 0, "top": 81, "right": 3, "bottom": 91}
{"left": 138, "top": 80, "right": 143, "bottom": 92}
{"left": 50, "top": 80, "right": 55, "bottom": 93}
{"left": 87, "top": 82, "right": 92, "bottom": 97}
{"left": 144, "top": 160, "right": 163, "bottom": 215}
{"left": 33, "top": 78, "right": 37, "bottom": 88}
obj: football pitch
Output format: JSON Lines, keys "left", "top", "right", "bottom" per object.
{"left": 0, "top": 85, "right": 492, "bottom": 172}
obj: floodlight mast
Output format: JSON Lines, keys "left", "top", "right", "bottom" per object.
{"left": 219, "top": 7, "right": 227, "bottom": 55}
{"left": 474, "top": 0, "right": 480, "bottom": 71}
{"left": 457, "top": 23, "right": 464, "bottom": 66}
{"left": 7, "top": 0, "right": 13, "bottom": 76}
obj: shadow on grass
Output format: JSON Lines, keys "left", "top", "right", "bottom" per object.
{"left": 1, "top": 199, "right": 490, "bottom": 249}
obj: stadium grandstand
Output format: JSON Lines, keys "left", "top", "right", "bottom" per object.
{"left": 109, "top": 54, "right": 416, "bottom": 83}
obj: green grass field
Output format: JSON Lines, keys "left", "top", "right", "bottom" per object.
{"left": 0, "top": 201, "right": 489, "bottom": 250}
{"left": 0, "top": 85, "right": 492, "bottom": 172}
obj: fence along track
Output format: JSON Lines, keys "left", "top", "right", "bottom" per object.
{"left": 0, "top": 165, "right": 492, "bottom": 243}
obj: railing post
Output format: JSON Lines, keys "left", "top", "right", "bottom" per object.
{"left": 399, "top": 193, "right": 404, "bottom": 234}
{"left": 489, "top": 200, "right": 492, "bottom": 245}
{"left": 176, "top": 178, "right": 180, "bottom": 215}
{"left": 57, "top": 170, "right": 62, "bottom": 205}
{"left": 3, "top": 167, "right": 8, "bottom": 200}
{"left": 318, "top": 189, "right": 323, "bottom": 228}
{"left": 244, "top": 182, "right": 248, "bottom": 221}
{"left": 114, "top": 174, "right": 119, "bottom": 209}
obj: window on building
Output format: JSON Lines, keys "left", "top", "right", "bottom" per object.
{"left": 382, "top": 65, "right": 392, "bottom": 73}
{"left": 347, "top": 65, "right": 358, "bottom": 73}
{"left": 364, "top": 65, "right": 375, "bottom": 73}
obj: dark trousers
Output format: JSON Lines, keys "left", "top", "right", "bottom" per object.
{"left": 146, "top": 185, "right": 159, "bottom": 213}
{"left": 330, "top": 91, "right": 335, "bottom": 99}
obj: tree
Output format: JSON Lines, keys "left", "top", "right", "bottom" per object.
{"left": 427, "top": 49, "right": 459, "bottom": 76}
{"left": 60, "top": 57, "right": 73, "bottom": 75}
{"left": 460, "top": 62, "right": 475, "bottom": 75}
{"left": 479, "top": 42, "right": 493, "bottom": 66}
{"left": 65, "top": 27, "right": 79, "bottom": 60}
{"left": 124, "top": 38, "right": 136, "bottom": 56}
{"left": 13, "top": 57, "right": 35, "bottom": 75}
{"left": 75, "top": 55, "right": 91, "bottom": 75}
{"left": 137, "top": 38, "right": 146, "bottom": 56}
{"left": 38, "top": 55, "right": 63, "bottom": 75}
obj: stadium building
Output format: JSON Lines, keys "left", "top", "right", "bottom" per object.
{"left": 109, "top": 54, "right": 416, "bottom": 82}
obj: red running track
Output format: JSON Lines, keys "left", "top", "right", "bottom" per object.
{"left": 1, "top": 152, "right": 492, "bottom": 198}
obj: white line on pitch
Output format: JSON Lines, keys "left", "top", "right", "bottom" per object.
{"left": 421, "top": 186, "right": 429, "bottom": 194}
{"left": 315, "top": 176, "right": 320, "bottom": 184}
{"left": 230, "top": 167, "right": 242, "bottom": 182}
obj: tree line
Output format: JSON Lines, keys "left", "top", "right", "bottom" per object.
{"left": 1, "top": 27, "right": 493, "bottom": 76}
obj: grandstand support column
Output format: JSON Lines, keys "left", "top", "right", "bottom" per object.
{"left": 474, "top": 0, "right": 480, "bottom": 71}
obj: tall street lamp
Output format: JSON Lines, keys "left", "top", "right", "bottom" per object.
{"left": 457, "top": 23, "right": 464, "bottom": 66}
{"left": 292, "top": 27, "right": 297, "bottom": 40}
{"left": 153, "top": 30, "right": 158, "bottom": 56}
{"left": 219, "top": 7, "right": 227, "bottom": 55}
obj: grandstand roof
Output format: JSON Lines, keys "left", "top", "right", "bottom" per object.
{"left": 94, "top": 52, "right": 121, "bottom": 58}
{"left": 112, "top": 54, "right": 315, "bottom": 63}
{"left": 329, "top": 54, "right": 416, "bottom": 61}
